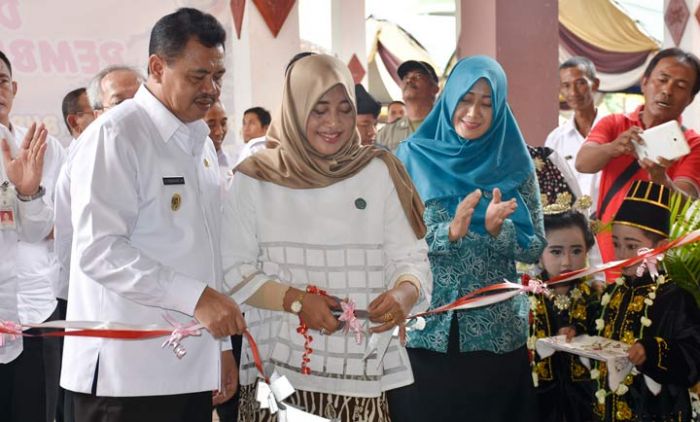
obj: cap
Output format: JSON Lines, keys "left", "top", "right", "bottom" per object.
{"left": 397, "top": 60, "right": 439, "bottom": 83}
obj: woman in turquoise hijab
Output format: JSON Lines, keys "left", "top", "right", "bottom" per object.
{"left": 387, "top": 56, "right": 546, "bottom": 421}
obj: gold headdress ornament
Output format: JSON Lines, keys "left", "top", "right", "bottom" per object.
{"left": 541, "top": 192, "right": 592, "bottom": 216}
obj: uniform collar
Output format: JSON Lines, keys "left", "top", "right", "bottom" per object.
{"left": 564, "top": 108, "right": 602, "bottom": 137}
{"left": 134, "top": 85, "right": 209, "bottom": 153}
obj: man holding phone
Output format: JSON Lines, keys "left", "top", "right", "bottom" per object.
{"left": 575, "top": 47, "right": 700, "bottom": 272}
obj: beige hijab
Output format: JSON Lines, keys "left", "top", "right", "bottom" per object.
{"left": 236, "top": 54, "right": 426, "bottom": 238}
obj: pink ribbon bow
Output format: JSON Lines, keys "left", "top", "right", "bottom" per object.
{"left": 338, "top": 300, "right": 363, "bottom": 344}
{"left": 161, "top": 316, "right": 203, "bottom": 359}
{"left": 0, "top": 321, "right": 22, "bottom": 348}
{"left": 636, "top": 248, "right": 664, "bottom": 278}
{"left": 525, "top": 278, "right": 551, "bottom": 297}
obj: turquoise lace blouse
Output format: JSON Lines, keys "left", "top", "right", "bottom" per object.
{"left": 406, "top": 173, "right": 546, "bottom": 354}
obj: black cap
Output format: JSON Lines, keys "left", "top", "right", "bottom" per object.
{"left": 355, "top": 84, "right": 381, "bottom": 118}
{"left": 613, "top": 180, "right": 671, "bottom": 237}
{"left": 397, "top": 60, "right": 438, "bottom": 83}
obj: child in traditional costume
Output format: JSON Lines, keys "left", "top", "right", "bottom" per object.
{"left": 592, "top": 180, "right": 700, "bottom": 421}
{"left": 529, "top": 195, "right": 599, "bottom": 422}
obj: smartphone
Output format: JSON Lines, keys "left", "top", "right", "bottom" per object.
{"left": 634, "top": 120, "right": 690, "bottom": 163}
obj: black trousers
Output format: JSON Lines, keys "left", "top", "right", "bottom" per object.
{"left": 215, "top": 334, "right": 242, "bottom": 422}
{"left": 55, "top": 298, "right": 75, "bottom": 422}
{"left": 0, "top": 304, "right": 62, "bottom": 422}
{"left": 72, "top": 390, "right": 212, "bottom": 422}
{"left": 387, "top": 316, "right": 539, "bottom": 422}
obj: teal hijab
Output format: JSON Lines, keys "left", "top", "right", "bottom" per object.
{"left": 396, "top": 55, "right": 535, "bottom": 246}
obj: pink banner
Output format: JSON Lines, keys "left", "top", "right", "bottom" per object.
{"left": 0, "top": 0, "right": 235, "bottom": 145}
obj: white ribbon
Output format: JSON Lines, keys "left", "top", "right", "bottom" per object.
{"left": 255, "top": 372, "right": 332, "bottom": 421}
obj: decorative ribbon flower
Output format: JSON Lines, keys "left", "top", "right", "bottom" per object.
{"left": 525, "top": 278, "right": 550, "bottom": 297}
{"left": 161, "top": 316, "right": 202, "bottom": 359}
{"left": 590, "top": 368, "right": 600, "bottom": 380}
{"left": 636, "top": 248, "right": 664, "bottom": 278}
{"left": 338, "top": 299, "right": 363, "bottom": 344}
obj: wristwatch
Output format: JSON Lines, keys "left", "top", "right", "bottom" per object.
{"left": 290, "top": 291, "right": 306, "bottom": 314}
{"left": 16, "top": 185, "right": 46, "bottom": 202}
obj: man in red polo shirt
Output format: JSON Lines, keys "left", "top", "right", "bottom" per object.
{"left": 576, "top": 48, "right": 700, "bottom": 275}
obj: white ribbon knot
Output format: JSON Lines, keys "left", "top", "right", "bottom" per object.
{"left": 636, "top": 248, "right": 664, "bottom": 278}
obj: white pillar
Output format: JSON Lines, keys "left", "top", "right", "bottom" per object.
{"left": 228, "top": 0, "right": 301, "bottom": 146}
{"left": 663, "top": 0, "right": 700, "bottom": 131}
{"left": 331, "top": 0, "right": 367, "bottom": 84}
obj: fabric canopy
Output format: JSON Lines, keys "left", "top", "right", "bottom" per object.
{"left": 366, "top": 16, "right": 441, "bottom": 103}
{"left": 559, "top": 0, "right": 659, "bottom": 53}
{"left": 558, "top": 0, "right": 659, "bottom": 92}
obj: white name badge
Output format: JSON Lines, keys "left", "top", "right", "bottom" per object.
{"left": 0, "top": 181, "right": 16, "bottom": 231}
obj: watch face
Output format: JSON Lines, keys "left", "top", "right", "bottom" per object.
{"left": 291, "top": 300, "right": 302, "bottom": 314}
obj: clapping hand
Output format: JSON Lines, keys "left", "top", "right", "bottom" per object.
{"left": 448, "top": 189, "right": 482, "bottom": 241}
{"left": 485, "top": 188, "right": 517, "bottom": 237}
{"left": 1, "top": 122, "right": 48, "bottom": 196}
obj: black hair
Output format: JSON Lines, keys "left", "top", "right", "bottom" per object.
{"left": 61, "top": 87, "right": 88, "bottom": 133}
{"left": 285, "top": 52, "right": 316, "bottom": 75}
{"left": 244, "top": 107, "right": 271, "bottom": 127}
{"left": 544, "top": 210, "right": 595, "bottom": 251}
{"left": 0, "top": 50, "right": 11, "bottom": 76}
{"left": 149, "top": 8, "right": 226, "bottom": 64}
{"left": 388, "top": 100, "right": 405, "bottom": 108}
{"left": 559, "top": 56, "right": 597, "bottom": 81}
{"left": 643, "top": 47, "right": 700, "bottom": 97}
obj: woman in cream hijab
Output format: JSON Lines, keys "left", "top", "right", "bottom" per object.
{"left": 222, "top": 54, "right": 432, "bottom": 421}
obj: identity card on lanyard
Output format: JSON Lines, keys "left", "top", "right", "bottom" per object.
{"left": 0, "top": 181, "right": 16, "bottom": 230}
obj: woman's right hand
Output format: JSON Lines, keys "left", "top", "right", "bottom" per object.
{"left": 284, "top": 288, "right": 340, "bottom": 334}
{"left": 448, "top": 189, "right": 482, "bottom": 241}
{"left": 485, "top": 188, "right": 517, "bottom": 237}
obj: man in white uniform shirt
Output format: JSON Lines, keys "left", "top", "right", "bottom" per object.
{"left": 0, "top": 50, "right": 67, "bottom": 422}
{"left": 56, "top": 70, "right": 143, "bottom": 314}
{"left": 61, "top": 8, "right": 245, "bottom": 422}
{"left": 544, "top": 56, "right": 605, "bottom": 290}
{"left": 53, "top": 86, "right": 95, "bottom": 422}
{"left": 544, "top": 56, "right": 603, "bottom": 205}
{"left": 0, "top": 122, "right": 54, "bottom": 422}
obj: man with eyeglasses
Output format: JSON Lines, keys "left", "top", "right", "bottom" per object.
{"left": 376, "top": 60, "right": 439, "bottom": 152}
{"left": 86, "top": 65, "right": 144, "bottom": 115}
